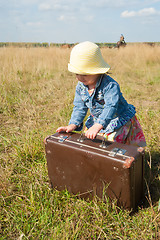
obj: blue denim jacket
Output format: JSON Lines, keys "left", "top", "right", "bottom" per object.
{"left": 69, "top": 74, "right": 136, "bottom": 134}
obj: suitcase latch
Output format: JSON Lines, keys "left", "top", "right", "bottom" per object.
{"left": 108, "top": 148, "right": 126, "bottom": 157}
{"left": 58, "top": 135, "right": 69, "bottom": 143}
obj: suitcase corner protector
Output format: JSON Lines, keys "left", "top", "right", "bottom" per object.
{"left": 123, "top": 157, "right": 135, "bottom": 169}
{"left": 44, "top": 136, "right": 50, "bottom": 144}
{"left": 137, "top": 147, "right": 145, "bottom": 154}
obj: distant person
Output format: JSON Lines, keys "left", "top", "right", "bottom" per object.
{"left": 56, "top": 41, "right": 146, "bottom": 147}
{"left": 120, "top": 34, "right": 125, "bottom": 43}
{"left": 117, "top": 34, "right": 126, "bottom": 48}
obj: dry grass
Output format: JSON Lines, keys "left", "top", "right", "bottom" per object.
{"left": 0, "top": 44, "right": 160, "bottom": 239}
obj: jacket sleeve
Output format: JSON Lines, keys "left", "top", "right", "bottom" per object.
{"left": 95, "top": 82, "right": 120, "bottom": 128}
{"left": 69, "top": 84, "right": 88, "bottom": 128}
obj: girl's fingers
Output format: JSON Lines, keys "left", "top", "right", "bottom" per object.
{"left": 56, "top": 124, "right": 76, "bottom": 133}
{"left": 56, "top": 127, "right": 67, "bottom": 132}
{"left": 85, "top": 131, "right": 96, "bottom": 139}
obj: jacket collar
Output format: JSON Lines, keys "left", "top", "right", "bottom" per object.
{"left": 95, "top": 74, "right": 104, "bottom": 89}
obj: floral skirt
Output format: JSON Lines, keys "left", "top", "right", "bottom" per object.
{"left": 84, "top": 116, "right": 147, "bottom": 147}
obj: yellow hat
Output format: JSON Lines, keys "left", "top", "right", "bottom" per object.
{"left": 68, "top": 41, "right": 110, "bottom": 74}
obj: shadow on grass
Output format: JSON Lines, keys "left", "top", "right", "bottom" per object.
{"left": 143, "top": 150, "right": 160, "bottom": 208}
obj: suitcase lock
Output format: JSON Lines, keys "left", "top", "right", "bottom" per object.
{"left": 109, "top": 148, "right": 126, "bottom": 157}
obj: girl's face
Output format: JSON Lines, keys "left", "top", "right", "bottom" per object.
{"left": 76, "top": 74, "right": 101, "bottom": 87}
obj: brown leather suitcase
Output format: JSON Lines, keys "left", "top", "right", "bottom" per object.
{"left": 44, "top": 132, "right": 145, "bottom": 210}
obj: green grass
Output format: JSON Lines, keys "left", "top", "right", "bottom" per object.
{"left": 0, "top": 46, "right": 160, "bottom": 239}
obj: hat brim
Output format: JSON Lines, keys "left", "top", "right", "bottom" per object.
{"left": 68, "top": 63, "right": 110, "bottom": 75}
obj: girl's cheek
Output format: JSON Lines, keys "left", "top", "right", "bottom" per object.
{"left": 77, "top": 76, "right": 84, "bottom": 82}
{"left": 76, "top": 75, "right": 80, "bottom": 81}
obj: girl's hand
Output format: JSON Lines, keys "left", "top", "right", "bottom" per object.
{"left": 56, "top": 124, "right": 77, "bottom": 133}
{"left": 85, "top": 123, "right": 103, "bottom": 140}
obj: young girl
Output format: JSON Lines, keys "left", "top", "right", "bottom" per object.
{"left": 56, "top": 41, "right": 146, "bottom": 147}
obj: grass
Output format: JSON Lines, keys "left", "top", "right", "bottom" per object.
{"left": 0, "top": 45, "right": 160, "bottom": 239}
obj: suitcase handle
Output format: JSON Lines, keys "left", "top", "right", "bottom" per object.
{"left": 77, "top": 132, "right": 108, "bottom": 148}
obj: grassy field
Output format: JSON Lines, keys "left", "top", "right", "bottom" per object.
{"left": 0, "top": 44, "right": 160, "bottom": 239}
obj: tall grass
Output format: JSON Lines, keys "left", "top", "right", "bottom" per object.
{"left": 0, "top": 45, "right": 160, "bottom": 239}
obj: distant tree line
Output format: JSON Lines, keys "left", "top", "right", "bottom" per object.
{"left": 0, "top": 42, "right": 50, "bottom": 48}
{"left": 96, "top": 43, "right": 117, "bottom": 48}
{"left": 0, "top": 42, "right": 117, "bottom": 48}
{"left": 0, "top": 42, "right": 74, "bottom": 48}
{"left": 0, "top": 42, "right": 159, "bottom": 48}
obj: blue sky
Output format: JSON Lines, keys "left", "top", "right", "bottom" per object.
{"left": 0, "top": 0, "right": 160, "bottom": 43}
